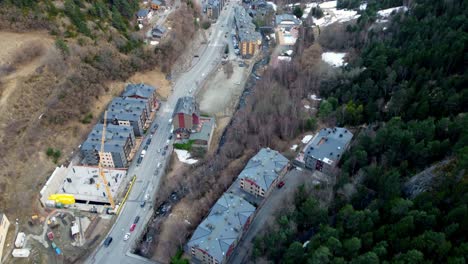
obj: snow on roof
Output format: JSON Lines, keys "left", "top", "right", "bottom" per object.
{"left": 321, "top": 52, "right": 347, "bottom": 67}
{"left": 266, "top": 1, "right": 277, "bottom": 11}
{"left": 319, "top": 0, "right": 337, "bottom": 9}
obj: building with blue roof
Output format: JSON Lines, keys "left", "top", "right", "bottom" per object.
{"left": 81, "top": 124, "right": 136, "bottom": 168}
{"left": 237, "top": 148, "right": 289, "bottom": 198}
{"left": 186, "top": 193, "right": 255, "bottom": 264}
{"left": 302, "top": 127, "right": 353, "bottom": 174}
{"left": 122, "top": 83, "right": 158, "bottom": 111}
{"left": 106, "top": 97, "right": 149, "bottom": 136}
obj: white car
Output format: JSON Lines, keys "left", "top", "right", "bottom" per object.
{"left": 140, "top": 150, "right": 146, "bottom": 158}
{"left": 124, "top": 233, "right": 130, "bottom": 241}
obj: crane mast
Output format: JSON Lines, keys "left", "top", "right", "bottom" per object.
{"left": 99, "top": 111, "right": 115, "bottom": 209}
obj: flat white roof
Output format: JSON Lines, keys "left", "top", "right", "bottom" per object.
{"left": 57, "top": 166, "right": 127, "bottom": 203}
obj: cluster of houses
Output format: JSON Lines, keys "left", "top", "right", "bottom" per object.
{"left": 80, "top": 83, "right": 159, "bottom": 168}
{"left": 137, "top": 0, "right": 164, "bottom": 25}
{"left": 171, "top": 96, "right": 216, "bottom": 151}
{"left": 186, "top": 148, "right": 289, "bottom": 263}
{"left": 186, "top": 127, "right": 353, "bottom": 263}
{"left": 234, "top": 6, "right": 263, "bottom": 58}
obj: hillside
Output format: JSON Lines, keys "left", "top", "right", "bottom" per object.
{"left": 253, "top": 0, "right": 467, "bottom": 262}
{"left": 0, "top": 0, "right": 198, "bottom": 219}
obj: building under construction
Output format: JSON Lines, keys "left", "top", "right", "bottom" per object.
{"left": 40, "top": 165, "right": 127, "bottom": 212}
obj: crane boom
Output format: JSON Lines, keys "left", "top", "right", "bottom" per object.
{"left": 99, "top": 111, "right": 115, "bottom": 209}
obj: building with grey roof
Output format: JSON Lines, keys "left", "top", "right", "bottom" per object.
{"left": 186, "top": 193, "right": 255, "bottom": 264}
{"left": 237, "top": 148, "right": 289, "bottom": 198}
{"left": 81, "top": 124, "right": 136, "bottom": 168}
{"left": 172, "top": 96, "right": 200, "bottom": 138}
{"left": 234, "top": 6, "right": 262, "bottom": 58}
{"left": 122, "top": 83, "right": 158, "bottom": 111}
{"left": 301, "top": 127, "right": 353, "bottom": 174}
{"left": 151, "top": 25, "right": 167, "bottom": 40}
{"left": 106, "top": 97, "right": 149, "bottom": 136}
{"left": 190, "top": 117, "right": 216, "bottom": 150}
{"left": 275, "top": 13, "right": 301, "bottom": 47}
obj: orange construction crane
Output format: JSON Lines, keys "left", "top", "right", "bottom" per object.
{"left": 99, "top": 111, "right": 115, "bottom": 209}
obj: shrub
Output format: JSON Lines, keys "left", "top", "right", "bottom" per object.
{"left": 173, "top": 140, "right": 195, "bottom": 151}
{"left": 201, "top": 20, "right": 211, "bottom": 30}
{"left": 81, "top": 113, "right": 93, "bottom": 124}
{"left": 55, "top": 38, "right": 70, "bottom": 55}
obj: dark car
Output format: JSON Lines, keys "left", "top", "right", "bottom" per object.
{"left": 140, "top": 201, "right": 146, "bottom": 208}
{"left": 146, "top": 138, "right": 152, "bottom": 145}
{"left": 134, "top": 216, "right": 140, "bottom": 224}
{"left": 162, "top": 151, "right": 167, "bottom": 156}
{"left": 277, "top": 181, "right": 285, "bottom": 188}
{"left": 143, "top": 145, "right": 148, "bottom": 150}
{"left": 164, "top": 145, "right": 169, "bottom": 150}
{"left": 168, "top": 134, "right": 173, "bottom": 140}
{"left": 104, "top": 237, "right": 113, "bottom": 247}
{"left": 137, "top": 156, "right": 143, "bottom": 164}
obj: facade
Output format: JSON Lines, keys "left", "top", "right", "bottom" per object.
{"left": 122, "top": 83, "right": 158, "bottom": 111}
{"left": 238, "top": 148, "right": 289, "bottom": 198}
{"left": 106, "top": 97, "right": 149, "bottom": 136}
{"left": 172, "top": 96, "right": 200, "bottom": 138}
{"left": 150, "top": 0, "right": 162, "bottom": 10}
{"left": 81, "top": 124, "right": 136, "bottom": 168}
{"left": 136, "top": 9, "right": 153, "bottom": 24}
{"left": 0, "top": 213, "right": 10, "bottom": 263}
{"left": 275, "top": 14, "right": 301, "bottom": 46}
{"left": 187, "top": 193, "right": 255, "bottom": 264}
{"left": 302, "top": 127, "right": 353, "bottom": 174}
{"left": 234, "top": 6, "right": 262, "bottom": 58}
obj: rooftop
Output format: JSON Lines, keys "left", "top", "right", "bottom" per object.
{"left": 122, "top": 83, "right": 156, "bottom": 99}
{"left": 190, "top": 117, "right": 215, "bottom": 142}
{"left": 107, "top": 97, "right": 148, "bottom": 122}
{"left": 234, "top": 6, "right": 262, "bottom": 42}
{"left": 173, "top": 96, "right": 198, "bottom": 116}
{"left": 238, "top": 148, "right": 289, "bottom": 191}
{"left": 275, "top": 13, "right": 302, "bottom": 26}
{"left": 187, "top": 193, "right": 255, "bottom": 263}
{"left": 137, "top": 9, "right": 150, "bottom": 17}
{"left": 81, "top": 124, "right": 134, "bottom": 153}
{"left": 304, "top": 127, "right": 353, "bottom": 165}
{"left": 152, "top": 0, "right": 162, "bottom": 5}
{"left": 57, "top": 166, "right": 127, "bottom": 203}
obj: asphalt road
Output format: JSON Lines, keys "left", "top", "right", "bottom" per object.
{"left": 86, "top": 2, "right": 237, "bottom": 264}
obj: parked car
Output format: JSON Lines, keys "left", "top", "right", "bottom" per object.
{"left": 162, "top": 151, "right": 167, "bottom": 156}
{"left": 277, "top": 181, "right": 285, "bottom": 188}
{"left": 134, "top": 216, "right": 140, "bottom": 224}
{"left": 143, "top": 145, "right": 148, "bottom": 150}
{"left": 168, "top": 134, "right": 173, "bottom": 140}
{"left": 140, "top": 150, "right": 146, "bottom": 158}
{"left": 123, "top": 233, "right": 130, "bottom": 241}
{"left": 137, "top": 156, "right": 143, "bottom": 165}
{"left": 130, "top": 224, "right": 136, "bottom": 232}
{"left": 164, "top": 145, "right": 169, "bottom": 150}
{"left": 146, "top": 138, "right": 152, "bottom": 145}
{"left": 104, "top": 237, "right": 113, "bottom": 247}
{"left": 140, "top": 201, "right": 146, "bottom": 208}
{"left": 168, "top": 118, "right": 173, "bottom": 124}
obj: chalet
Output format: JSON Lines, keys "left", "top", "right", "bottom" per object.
{"left": 172, "top": 96, "right": 200, "bottom": 138}
{"left": 151, "top": 25, "right": 167, "bottom": 40}
{"left": 136, "top": 9, "right": 153, "bottom": 24}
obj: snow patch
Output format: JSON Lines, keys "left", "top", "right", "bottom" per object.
{"left": 377, "top": 6, "right": 408, "bottom": 18}
{"left": 359, "top": 3, "right": 367, "bottom": 10}
{"left": 174, "top": 149, "right": 198, "bottom": 164}
{"left": 311, "top": 1, "right": 360, "bottom": 27}
{"left": 311, "top": 94, "right": 322, "bottom": 101}
{"left": 291, "top": 144, "right": 298, "bottom": 151}
{"left": 319, "top": 0, "right": 337, "bottom": 9}
{"left": 304, "top": 105, "right": 311, "bottom": 109}
{"left": 302, "top": 135, "right": 313, "bottom": 144}
{"left": 321, "top": 52, "right": 347, "bottom": 67}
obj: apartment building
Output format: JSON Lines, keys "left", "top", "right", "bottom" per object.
{"left": 122, "top": 83, "right": 158, "bottom": 111}
{"left": 106, "top": 97, "right": 149, "bottom": 136}
{"left": 81, "top": 124, "right": 136, "bottom": 168}
{"left": 0, "top": 213, "right": 10, "bottom": 263}
{"left": 234, "top": 6, "right": 262, "bottom": 58}
{"left": 299, "top": 127, "right": 353, "bottom": 174}
{"left": 172, "top": 96, "right": 200, "bottom": 138}
{"left": 275, "top": 13, "right": 301, "bottom": 46}
{"left": 238, "top": 148, "right": 289, "bottom": 198}
{"left": 186, "top": 193, "right": 255, "bottom": 264}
